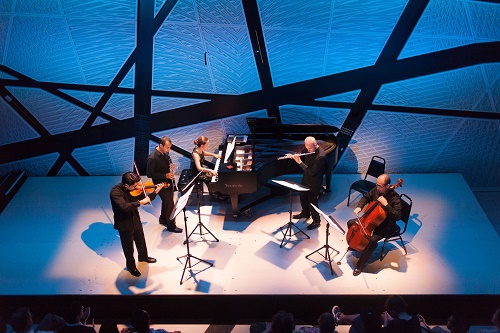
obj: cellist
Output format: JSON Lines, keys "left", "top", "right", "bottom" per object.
{"left": 347, "top": 174, "right": 402, "bottom": 276}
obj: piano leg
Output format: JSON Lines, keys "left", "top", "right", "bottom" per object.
{"left": 230, "top": 194, "right": 240, "bottom": 218}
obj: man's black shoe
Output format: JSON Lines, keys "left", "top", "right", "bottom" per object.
{"left": 293, "top": 212, "right": 310, "bottom": 219}
{"left": 128, "top": 267, "right": 141, "bottom": 277}
{"left": 353, "top": 268, "right": 362, "bottom": 276}
{"left": 139, "top": 257, "right": 157, "bottom": 263}
{"left": 166, "top": 226, "right": 183, "bottom": 233}
{"left": 307, "top": 221, "right": 321, "bottom": 230}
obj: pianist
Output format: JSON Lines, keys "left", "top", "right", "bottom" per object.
{"left": 290, "top": 136, "right": 327, "bottom": 230}
{"left": 191, "top": 136, "right": 229, "bottom": 201}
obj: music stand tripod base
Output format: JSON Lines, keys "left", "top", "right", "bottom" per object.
{"left": 173, "top": 172, "right": 214, "bottom": 285}
{"left": 271, "top": 179, "right": 311, "bottom": 248}
{"left": 184, "top": 180, "right": 219, "bottom": 244}
{"left": 306, "top": 204, "right": 345, "bottom": 275}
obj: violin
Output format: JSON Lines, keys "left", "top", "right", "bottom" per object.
{"left": 131, "top": 161, "right": 169, "bottom": 201}
{"left": 129, "top": 181, "right": 168, "bottom": 197}
{"left": 346, "top": 178, "right": 403, "bottom": 251}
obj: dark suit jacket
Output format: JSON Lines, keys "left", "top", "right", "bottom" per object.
{"left": 299, "top": 146, "right": 327, "bottom": 195}
{"left": 109, "top": 183, "right": 157, "bottom": 232}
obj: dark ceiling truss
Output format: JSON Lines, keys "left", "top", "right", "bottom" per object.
{"left": 1, "top": 41, "right": 499, "bottom": 170}
{"left": 0, "top": 65, "right": 120, "bottom": 124}
{"left": 306, "top": 100, "right": 500, "bottom": 121}
{"left": 241, "top": 0, "right": 280, "bottom": 121}
{"left": 1, "top": 0, "right": 499, "bottom": 176}
{"left": 331, "top": 0, "right": 430, "bottom": 155}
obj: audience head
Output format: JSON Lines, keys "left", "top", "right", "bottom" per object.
{"left": 492, "top": 306, "right": 500, "bottom": 328}
{"left": 384, "top": 295, "right": 407, "bottom": 318}
{"left": 0, "top": 316, "right": 6, "bottom": 333}
{"left": 446, "top": 311, "right": 470, "bottom": 333}
{"left": 34, "top": 314, "right": 65, "bottom": 333}
{"left": 131, "top": 309, "right": 151, "bottom": 333}
{"left": 98, "top": 319, "right": 120, "bottom": 333}
{"left": 270, "top": 311, "right": 295, "bottom": 333}
{"left": 63, "top": 301, "right": 85, "bottom": 324}
{"left": 317, "top": 312, "right": 335, "bottom": 333}
{"left": 360, "top": 309, "right": 382, "bottom": 333}
{"left": 194, "top": 136, "right": 209, "bottom": 148}
{"left": 10, "top": 307, "right": 33, "bottom": 333}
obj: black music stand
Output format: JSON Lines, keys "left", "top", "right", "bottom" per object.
{"left": 173, "top": 171, "right": 213, "bottom": 285}
{"left": 306, "top": 203, "right": 345, "bottom": 275}
{"left": 184, "top": 177, "right": 219, "bottom": 245}
{"left": 272, "top": 179, "right": 310, "bottom": 248}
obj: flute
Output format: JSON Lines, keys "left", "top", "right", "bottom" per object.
{"left": 277, "top": 151, "right": 315, "bottom": 160}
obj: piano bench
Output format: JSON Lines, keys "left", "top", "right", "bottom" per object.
{"left": 177, "top": 169, "right": 192, "bottom": 192}
{"left": 178, "top": 169, "right": 206, "bottom": 194}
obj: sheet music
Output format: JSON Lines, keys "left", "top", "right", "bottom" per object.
{"left": 223, "top": 136, "right": 237, "bottom": 163}
{"left": 272, "top": 179, "right": 310, "bottom": 192}
{"left": 170, "top": 185, "right": 194, "bottom": 220}
{"left": 310, "top": 203, "right": 345, "bottom": 235}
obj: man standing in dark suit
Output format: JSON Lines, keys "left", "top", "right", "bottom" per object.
{"left": 110, "top": 172, "right": 163, "bottom": 277}
{"left": 146, "top": 136, "right": 182, "bottom": 233}
{"left": 291, "top": 136, "right": 327, "bottom": 230}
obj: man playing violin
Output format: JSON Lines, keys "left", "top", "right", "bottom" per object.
{"left": 290, "top": 136, "right": 327, "bottom": 230}
{"left": 110, "top": 172, "right": 164, "bottom": 277}
{"left": 347, "top": 173, "right": 402, "bottom": 276}
{"left": 146, "top": 136, "right": 182, "bottom": 233}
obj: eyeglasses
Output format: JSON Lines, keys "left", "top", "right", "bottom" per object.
{"left": 376, "top": 183, "right": 387, "bottom": 188}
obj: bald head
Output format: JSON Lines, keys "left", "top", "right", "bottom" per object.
{"left": 304, "top": 136, "right": 318, "bottom": 152}
{"left": 378, "top": 174, "right": 390, "bottom": 185}
{"left": 376, "top": 174, "right": 391, "bottom": 194}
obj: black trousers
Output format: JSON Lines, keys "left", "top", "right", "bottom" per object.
{"left": 299, "top": 189, "right": 320, "bottom": 222}
{"left": 118, "top": 226, "right": 148, "bottom": 270}
{"left": 158, "top": 186, "right": 176, "bottom": 228}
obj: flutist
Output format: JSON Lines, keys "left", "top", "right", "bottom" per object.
{"left": 287, "top": 136, "right": 327, "bottom": 230}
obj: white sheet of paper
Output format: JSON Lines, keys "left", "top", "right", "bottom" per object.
{"left": 310, "top": 203, "right": 345, "bottom": 235}
{"left": 272, "top": 179, "right": 310, "bottom": 192}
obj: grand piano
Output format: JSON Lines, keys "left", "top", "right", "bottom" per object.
{"left": 209, "top": 117, "right": 339, "bottom": 217}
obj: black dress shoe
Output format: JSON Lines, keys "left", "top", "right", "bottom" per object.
{"left": 353, "top": 268, "right": 362, "bottom": 276}
{"left": 307, "top": 221, "right": 321, "bottom": 230}
{"left": 139, "top": 257, "right": 157, "bottom": 263}
{"left": 166, "top": 226, "right": 183, "bottom": 233}
{"left": 128, "top": 267, "right": 141, "bottom": 277}
{"left": 293, "top": 212, "right": 310, "bottom": 219}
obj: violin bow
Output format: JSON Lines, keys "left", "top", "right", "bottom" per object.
{"left": 133, "top": 161, "right": 151, "bottom": 205}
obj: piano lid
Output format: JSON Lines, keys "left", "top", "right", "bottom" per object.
{"left": 246, "top": 117, "right": 339, "bottom": 136}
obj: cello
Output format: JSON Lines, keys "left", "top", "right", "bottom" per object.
{"left": 346, "top": 178, "right": 403, "bottom": 251}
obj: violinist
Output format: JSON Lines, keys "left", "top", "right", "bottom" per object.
{"left": 109, "top": 172, "right": 164, "bottom": 277}
{"left": 146, "top": 136, "right": 182, "bottom": 233}
{"left": 347, "top": 174, "right": 402, "bottom": 276}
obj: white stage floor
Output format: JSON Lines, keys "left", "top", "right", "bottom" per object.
{"left": 0, "top": 173, "right": 498, "bottom": 296}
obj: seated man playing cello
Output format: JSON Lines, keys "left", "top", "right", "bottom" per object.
{"left": 346, "top": 173, "right": 402, "bottom": 276}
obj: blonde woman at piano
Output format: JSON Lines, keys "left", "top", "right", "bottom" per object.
{"left": 191, "top": 136, "right": 228, "bottom": 201}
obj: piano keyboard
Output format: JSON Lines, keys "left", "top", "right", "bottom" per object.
{"left": 211, "top": 151, "right": 221, "bottom": 182}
